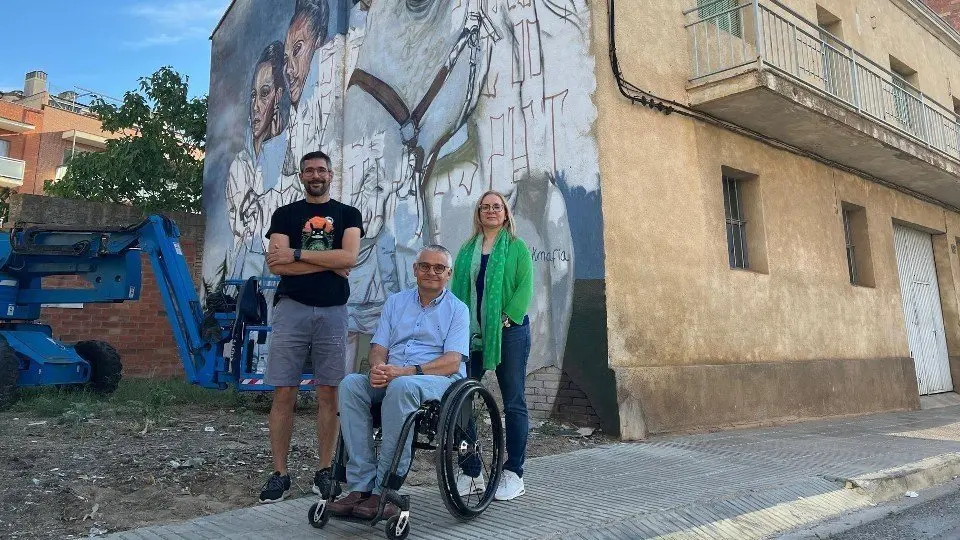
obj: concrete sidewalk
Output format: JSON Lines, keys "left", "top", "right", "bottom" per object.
{"left": 108, "top": 403, "right": 960, "bottom": 540}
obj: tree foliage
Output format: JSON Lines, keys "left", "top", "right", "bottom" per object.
{"left": 45, "top": 67, "right": 206, "bottom": 213}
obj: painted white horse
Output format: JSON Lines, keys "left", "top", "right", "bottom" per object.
{"left": 343, "top": 0, "right": 596, "bottom": 373}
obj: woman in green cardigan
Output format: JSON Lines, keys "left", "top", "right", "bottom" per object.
{"left": 451, "top": 190, "right": 534, "bottom": 502}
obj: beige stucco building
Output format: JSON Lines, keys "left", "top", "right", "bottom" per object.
{"left": 203, "top": 0, "right": 960, "bottom": 441}
{"left": 596, "top": 0, "right": 960, "bottom": 439}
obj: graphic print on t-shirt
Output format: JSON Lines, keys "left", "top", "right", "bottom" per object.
{"left": 302, "top": 216, "right": 335, "bottom": 251}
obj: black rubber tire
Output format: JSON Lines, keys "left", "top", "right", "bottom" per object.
{"left": 307, "top": 502, "right": 328, "bottom": 529}
{"left": 384, "top": 514, "right": 409, "bottom": 540}
{"left": 0, "top": 336, "right": 19, "bottom": 411}
{"left": 435, "top": 380, "right": 504, "bottom": 521}
{"left": 75, "top": 340, "right": 122, "bottom": 394}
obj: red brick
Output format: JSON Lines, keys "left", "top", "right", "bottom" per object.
{"left": 924, "top": 0, "right": 960, "bottom": 30}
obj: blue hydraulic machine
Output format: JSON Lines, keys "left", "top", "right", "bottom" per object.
{"left": 0, "top": 215, "right": 316, "bottom": 409}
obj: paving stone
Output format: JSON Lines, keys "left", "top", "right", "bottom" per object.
{"left": 106, "top": 405, "right": 960, "bottom": 540}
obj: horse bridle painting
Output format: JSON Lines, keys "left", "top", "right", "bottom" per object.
{"left": 347, "top": 0, "right": 500, "bottom": 239}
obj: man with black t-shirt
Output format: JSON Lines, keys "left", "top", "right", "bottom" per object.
{"left": 258, "top": 150, "right": 363, "bottom": 504}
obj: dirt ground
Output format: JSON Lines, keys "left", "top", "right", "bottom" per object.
{"left": 0, "top": 383, "right": 610, "bottom": 539}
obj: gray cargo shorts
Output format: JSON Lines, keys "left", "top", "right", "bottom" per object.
{"left": 265, "top": 298, "right": 347, "bottom": 387}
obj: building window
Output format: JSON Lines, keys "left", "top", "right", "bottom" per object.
{"left": 723, "top": 175, "right": 749, "bottom": 269}
{"left": 889, "top": 56, "right": 920, "bottom": 135}
{"left": 817, "top": 6, "right": 851, "bottom": 101}
{"left": 840, "top": 202, "right": 874, "bottom": 287}
{"left": 721, "top": 168, "right": 767, "bottom": 273}
{"left": 0, "top": 140, "right": 8, "bottom": 158}
{"left": 842, "top": 208, "right": 858, "bottom": 284}
{"left": 62, "top": 147, "right": 89, "bottom": 165}
{"left": 698, "top": 0, "right": 742, "bottom": 37}
{"left": 816, "top": 5, "right": 844, "bottom": 39}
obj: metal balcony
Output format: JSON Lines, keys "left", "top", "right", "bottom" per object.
{"left": 685, "top": 0, "right": 960, "bottom": 207}
{"left": 0, "top": 156, "right": 25, "bottom": 188}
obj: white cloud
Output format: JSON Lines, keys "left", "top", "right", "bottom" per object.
{"left": 125, "top": 0, "right": 229, "bottom": 48}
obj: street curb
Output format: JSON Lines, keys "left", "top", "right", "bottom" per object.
{"left": 836, "top": 452, "right": 960, "bottom": 502}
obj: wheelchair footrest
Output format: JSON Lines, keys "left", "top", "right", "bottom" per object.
{"left": 382, "top": 489, "right": 410, "bottom": 512}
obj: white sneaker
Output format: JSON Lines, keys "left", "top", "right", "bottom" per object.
{"left": 494, "top": 470, "right": 525, "bottom": 501}
{"left": 456, "top": 471, "right": 486, "bottom": 496}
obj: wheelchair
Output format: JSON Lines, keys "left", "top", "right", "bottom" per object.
{"left": 307, "top": 378, "right": 504, "bottom": 539}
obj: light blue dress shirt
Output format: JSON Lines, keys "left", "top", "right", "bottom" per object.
{"left": 370, "top": 288, "right": 470, "bottom": 377}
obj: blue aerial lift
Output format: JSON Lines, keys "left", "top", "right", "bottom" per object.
{"left": 0, "top": 214, "right": 315, "bottom": 409}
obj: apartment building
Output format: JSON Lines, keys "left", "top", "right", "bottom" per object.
{"left": 0, "top": 71, "right": 111, "bottom": 196}
{"left": 598, "top": 0, "right": 960, "bottom": 438}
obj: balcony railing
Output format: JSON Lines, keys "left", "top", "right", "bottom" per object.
{"left": 685, "top": 0, "right": 960, "bottom": 162}
{"left": 0, "top": 156, "right": 25, "bottom": 187}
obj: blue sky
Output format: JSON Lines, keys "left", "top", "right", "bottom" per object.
{"left": 2, "top": 0, "right": 230, "bottom": 103}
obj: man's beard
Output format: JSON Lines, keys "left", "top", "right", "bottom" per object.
{"left": 305, "top": 180, "right": 329, "bottom": 197}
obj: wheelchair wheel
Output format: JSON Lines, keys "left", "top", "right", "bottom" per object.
{"left": 307, "top": 501, "right": 329, "bottom": 528}
{"left": 435, "top": 379, "right": 504, "bottom": 520}
{"left": 385, "top": 514, "right": 410, "bottom": 540}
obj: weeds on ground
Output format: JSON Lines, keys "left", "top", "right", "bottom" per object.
{"left": 11, "top": 378, "right": 251, "bottom": 427}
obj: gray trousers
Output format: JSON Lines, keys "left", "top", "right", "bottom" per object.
{"left": 338, "top": 372, "right": 456, "bottom": 494}
{"left": 265, "top": 298, "right": 347, "bottom": 387}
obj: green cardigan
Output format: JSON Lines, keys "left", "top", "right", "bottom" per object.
{"left": 451, "top": 231, "right": 534, "bottom": 369}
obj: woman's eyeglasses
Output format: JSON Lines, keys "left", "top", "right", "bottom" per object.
{"left": 479, "top": 204, "right": 504, "bottom": 212}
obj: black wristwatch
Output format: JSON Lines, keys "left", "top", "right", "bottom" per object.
{"left": 415, "top": 364, "right": 424, "bottom": 375}
{"left": 293, "top": 248, "right": 302, "bottom": 262}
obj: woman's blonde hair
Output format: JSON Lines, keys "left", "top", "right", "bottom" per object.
{"left": 472, "top": 190, "right": 516, "bottom": 237}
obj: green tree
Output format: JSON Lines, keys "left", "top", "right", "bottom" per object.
{"left": 45, "top": 67, "right": 206, "bottom": 213}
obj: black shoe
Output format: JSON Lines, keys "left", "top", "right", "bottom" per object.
{"left": 258, "top": 472, "right": 291, "bottom": 504}
{"left": 313, "top": 467, "right": 336, "bottom": 496}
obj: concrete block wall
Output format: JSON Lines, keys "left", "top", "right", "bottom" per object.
{"left": 7, "top": 194, "right": 204, "bottom": 377}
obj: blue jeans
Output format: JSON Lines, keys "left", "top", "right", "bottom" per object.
{"left": 338, "top": 373, "right": 456, "bottom": 495}
{"left": 469, "top": 318, "right": 531, "bottom": 477}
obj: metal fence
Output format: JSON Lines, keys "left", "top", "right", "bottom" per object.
{"left": 685, "top": 0, "right": 960, "bottom": 161}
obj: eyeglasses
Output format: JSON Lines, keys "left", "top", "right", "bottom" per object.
{"left": 415, "top": 262, "right": 449, "bottom": 274}
{"left": 302, "top": 166, "right": 331, "bottom": 176}
{"left": 479, "top": 204, "right": 504, "bottom": 213}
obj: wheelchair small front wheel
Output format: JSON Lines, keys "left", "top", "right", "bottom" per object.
{"left": 307, "top": 502, "right": 329, "bottom": 529}
{"left": 385, "top": 513, "right": 410, "bottom": 540}
{"left": 435, "top": 379, "right": 505, "bottom": 521}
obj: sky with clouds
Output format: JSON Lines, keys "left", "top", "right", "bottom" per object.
{"left": 1, "top": 0, "right": 229, "bottom": 102}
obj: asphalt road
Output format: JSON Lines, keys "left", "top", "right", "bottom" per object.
{"left": 782, "top": 480, "right": 960, "bottom": 540}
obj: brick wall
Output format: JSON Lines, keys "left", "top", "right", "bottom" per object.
{"left": 26, "top": 107, "right": 115, "bottom": 195}
{"left": 481, "top": 366, "right": 602, "bottom": 429}
{"left": 925, "top": 0, "right": 960, "bottom": 30}
{"left": 40, "top": 107, "right": 107, "bottom": 135}
{"left": 7, "top": 194, "right": 204, "bottom": 378}
{"left": 0, "top": 102, "right": 43, "bottom": 192}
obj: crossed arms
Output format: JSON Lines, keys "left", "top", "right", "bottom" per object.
{"left": 266, "top": 227, "right": 361, "bottom": 276}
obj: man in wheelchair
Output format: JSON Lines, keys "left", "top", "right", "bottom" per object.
{"left": 328, "top": 244, "right": 470, "bottom": 520}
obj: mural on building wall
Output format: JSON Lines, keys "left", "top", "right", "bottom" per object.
{"left": 202, "top": 0, "right": 603, "bottom": 378}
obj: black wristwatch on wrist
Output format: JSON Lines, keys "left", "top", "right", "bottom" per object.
{"left": 414, "top": 364, "right": 424, "bottom": 375}
{"left": 293, "top": 248, "right": 302, "bottom": 262}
